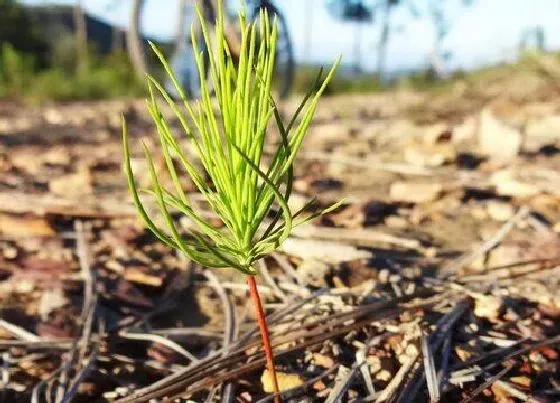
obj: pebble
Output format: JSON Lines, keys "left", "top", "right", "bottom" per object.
{"left": 2, "top": 246, "right": 17, "bottom": 260}
{"left": 261, "top": 370, "right": 304, "bottom": 393}
{"left": 390, "top": 182, "right": 443, "bottom": 203}
{"left": 487, "top": 201, "right": 515, "bottom": 221}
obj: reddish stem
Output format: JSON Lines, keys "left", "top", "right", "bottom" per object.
{"left": 247, "top": 275, "right": 280, "bottom": 403}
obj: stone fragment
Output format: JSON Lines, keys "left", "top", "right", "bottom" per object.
{"left": 404, "top": 144, "right": 456, "bottom": 167}
{"left": 390, "top": 182, "right": 442, "bottom": 203}
{"left": 478, "top": 108, "right": 521, "bottom": 159}
{"left": 491, "top": 170, "right": 540, "bottom": 197}
{"left": 261, "top": 370, "right": 304, "bottom": 393}
{"left": 124, "top": 267, "right": 164, "bottom": 287}
{"left": 0, "top": 214, "right": 55, "bottom": 237}
{"left": 49, "top": 165, "right": 93, "bottom": 197}
{"left": 312, "top": 353, "right": 335, "bottom": 369}
{"left": 473, "top": 294, "right": 503, "bottom": 321}
{"left": 486, "top": 201, "right": 514, "bottom": 222}
{"left": 281, "top": 238, "right": 370, "bottom": 263}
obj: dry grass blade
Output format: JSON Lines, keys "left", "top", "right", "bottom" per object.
{"left": 459, "top": 363, "right": 513, "bottom": 403}
{"left": 113, "top": 292, "right": 434, "bottom": 402}
{"left": 119, "top": 332, "right": 198, "bottom": 363}
{"left": 399, "top": 297, "right": 472, "bottom": 403}
{"left": 375, "top": 345, "right": 420, "bottom": 403}
{"left": 441, "top": 206, "right": 530, "bottom": 278}
{"left": 202, "top": 269, "right": 237, "bottom": 402}
{"left": 422, "top": 335, "right": 440, "bottom": 403}
{"left": 0, "top": 319, "right": 40, "bottom": 342}
{"left": 256, "top": 365, "right": 339, "bottom": 403}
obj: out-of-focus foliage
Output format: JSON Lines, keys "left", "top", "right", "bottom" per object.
{"left": 0, "top": 0, "right": 143, "bottom": 101}
{"left": 30, "top": 52, "right": 144, "bottom": 102}
{"left": 0, "top": 0, "right": 48, "bottom": 62}
{"left": 294, "top": 65, "right": 383, "bottom": 95}
{"left": 0, "top": 44, "right": 144, "bottom": 102}
{"left": 0, "top": 44, "right": 36, "bottom": 97}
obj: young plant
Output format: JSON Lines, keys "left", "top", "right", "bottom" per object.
{"left": 122, "top": 1, "right": 339, "bottom": 400}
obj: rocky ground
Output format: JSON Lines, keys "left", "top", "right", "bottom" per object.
{"left": 1, "top": 59, "right": 560, "bottom": 402}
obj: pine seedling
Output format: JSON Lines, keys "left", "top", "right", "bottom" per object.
{"left": 122, "top": 1, "right": 339, "bottom": 400}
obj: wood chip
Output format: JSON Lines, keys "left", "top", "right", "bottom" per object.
{"left": 280, "top": 238, "right": 370, "bottom": 263}
{"left": 0, "top": 214, "right": 55, "bottom": 237}
{"left": 390, "top": 182, "right": 443, "bottom": 203}
{"left": 123, "top": 267, "right": 164, "bottom": 287}
{"left": 261, "top": 370, "right": 305, "bottom": 393}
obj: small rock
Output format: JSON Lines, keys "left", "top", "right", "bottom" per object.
{"left": 490, "top": 382, "right": 513, "bottom": 402}
{"left": 312, "top": 353, "right": 335, "bottom": 369}
{"left": 478, "top": 108, "right": 521, "bottom": 159}
{"left": 15, "top": 279, "right": 34, "bottom": 293}
{"left": 44, "top": 108, "right": 65, "bottom": 125}
{"left": 324, "top": 203, "right": 365, "bottom": 228}
{"left": 43, "top": 148, "right": 71, "bottom": 166}
{"left": 376, "top": 369, "right": 391, "bottom": 382}
{"left": 470, "top": 205, "right": 489, "bottom": 221}
{"left": 486, "top": 201, "right": 514, "bottom": 222}
{"left": 124, "top": 267, "right": 164, "bottom": 287}
{"left": 525, "top": 115, "right": 560, "bottom": 139}
{"left": 455, "top": 345, "right": 474, "bottom": 362}
{"left": 404, "top": 144, "right": 455, "bottom": 167}
{"left": 261, "top": 369, "right": 304, "bottom": 393}
{"left": 510, "top": 376, "right": 531, "bottom": 388}
{"left": 312, "top": 380, "right": 326, "bottom": 391}
{"left": 0, "top": 214, "right": 55, "bottom": 237}
{"left": 487, "top": 245, "right": 521, "bottom": 268}
{"left": 10, "top": 150, "right": 43, "bottom": 174}
{"left": 385, "top": 215, "right": 407, "bottom": 229}
{"left": 491, "top": 170, "right": 540, "bottom": 197}
{"left": 39, "top": 288, "right": 68, "bottom": 321}
{"left": 423, "top": 124, "right": 452, "bottom": 145}
{"left": 281, "top": 238, "right": 370, "bottom": 263}
{"left": 367, "top": 355, "right": 381, "bottom": 374}
{"left": 378, "top": 269, "right": 390, "bottom": 284}
{"left": 287, "top": 193, "right": 308, "bottom": 214}
{"left": 390, "top": 182, "right": 442, "bottom": 203}
{"left": 239, "top": 391, "right": 252, "bottom": 401}
{"left": 49, "top": 165, "right": 93, "bottom": 197}
{"left": 105, "top": 260, "right": 124, "bottom": 273}
{"left": 473, "top": 294, "right": 503, "bottom": 321}
{"left": 2, "top": 246, "right": 17, "bottom": 260}
{"left": 453, "top": 115, "right": 477, "bottom": 144}
{"left": 310, "top": 122, "right": 350, "bottom": 147}
{"left": 423, "top": 247, "right": 437, "bottom": 258}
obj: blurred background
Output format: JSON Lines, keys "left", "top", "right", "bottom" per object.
{"left": 2, "top": 0, "right": 560, "bottom": 101}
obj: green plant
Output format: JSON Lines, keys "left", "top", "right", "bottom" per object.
{"left": 122, "top": 1, "right": 339, "bottom": 400}
{"left": 0, "top": 43, "right": 35, "bottom": 97}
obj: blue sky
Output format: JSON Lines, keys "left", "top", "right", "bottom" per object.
{"left": 21, "top": 0, "right": 560, "bottom": 72}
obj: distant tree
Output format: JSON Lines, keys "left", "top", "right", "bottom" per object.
{"left": 325, "top": 0, "right": 399, "bottom": 80}
{"left": 74, "top": 0, "right": 89, "bottom": 73}
{"left": 520, "top": 26, "right": 546, "bottom": 53}
{"left": 407, "top": 0, "right": 473, "bottom": 78}
{"left": 304, "top": 0, "right": 314, "bottom": 62}
{"left": 0, "top": 0, "right": 48, "bottom": 64}
{"left": 174, "top": 0, "right": 189, "bottom": 53}
{"left": 127, "top": 0, "right": 148, "bottom": 79}
{"left": 376, "top": 0, "right": 399, "bottom": 81}
{"left": 325, "top": 0, "right": 473, "bottom": 81}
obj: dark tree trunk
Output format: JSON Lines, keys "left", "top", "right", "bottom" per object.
{"left": 174, "top": 0, "right": 189, "bottom": 52}
{"left": 127, "top": 0, "right": 148, "bottom": 80}
{"left": 73, "top": 0, "right": 88, "bottom": 73}
{"left": 377, "top": 0, "right": 392, "bottom": 83}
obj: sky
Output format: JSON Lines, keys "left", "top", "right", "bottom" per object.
{"left": 20, "top": 0, "right": 560, "bottom": 72}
